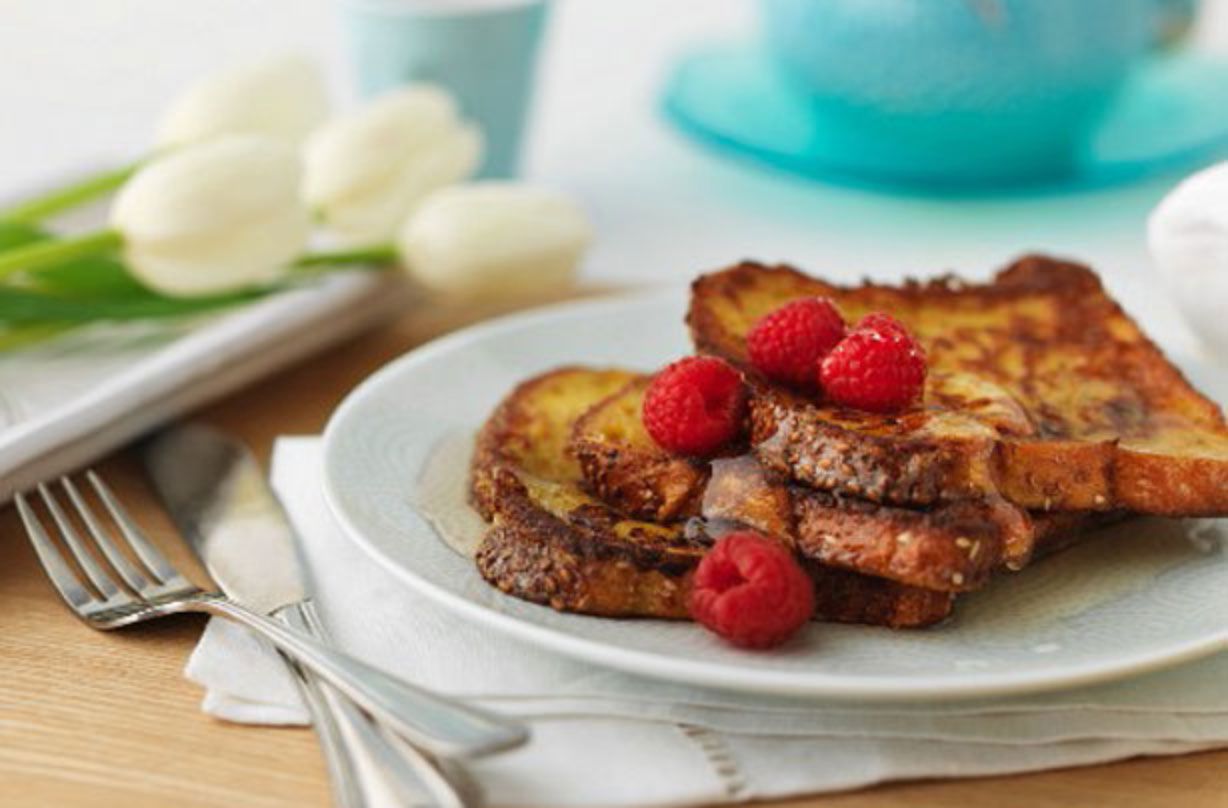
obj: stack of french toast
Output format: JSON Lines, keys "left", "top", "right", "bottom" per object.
{"left": 469, "top": 255, "right": 1228, "bottom": 631}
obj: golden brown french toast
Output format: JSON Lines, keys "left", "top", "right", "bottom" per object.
{"left": 571, "top": 376, "right": 711, "bottom": 523}
{"left": 688, "top": 256, "right": 1228, "bottom": 516}
{"left": 472, "top": 366, "right": 702, "bottom": 617}
{"left": 572, "top": 376, "right": 1096, "bottom": 593}
{"left": 471, "top": 366, "right": 638, "bottom": 521}
{"left": 472, "top": 367, "right": 954, "bottom": 626}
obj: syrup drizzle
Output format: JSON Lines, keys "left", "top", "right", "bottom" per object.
{"left": 412, "top": 430, "right": 487, "bottom": 558}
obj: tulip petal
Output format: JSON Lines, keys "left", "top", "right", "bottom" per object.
{"left": 111, "top": 136, "right": 310, "bottom": 296}
{"left": 304, "top": 85, "right": 460, "bottom": 203}
{"left": 322, "top": 124, "right": 484, "bottom": 246}
{"left": 398, "top": 182, "right": 592, "bottom": 296}
{"left": 155, "top": 53, "right": 330, "bottom": 149}
{"left": 305, "top": 85, "right": 484, "bottom": 245}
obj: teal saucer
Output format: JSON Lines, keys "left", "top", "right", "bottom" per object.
{"left": 661, "top": 43, "right": 1228, "bottom": 194}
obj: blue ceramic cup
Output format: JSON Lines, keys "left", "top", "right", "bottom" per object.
{"left": 343, "top": 0, "right": 548, "bottom": 178}
{"left": 759, "top": 0, "right": 1194, "bottom": 185}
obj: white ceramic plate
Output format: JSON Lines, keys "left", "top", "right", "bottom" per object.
{"left": 322, "top": 288, "right": 1228, "bottom": 700}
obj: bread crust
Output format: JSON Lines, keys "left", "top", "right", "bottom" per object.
{"left": 476, "top": 468, "right": 700, "bottom": 617}
{"left": 569, "top": 376, "right": 1103, "bottom": 592}
{"left": 688, "top": 256, "right": 1228, "bottom": 516}
{"left": 571, "top": 377, "right": 711, "bottom": 523}
{"left": 472, "top": 367, "right": 954, "bottom": 627}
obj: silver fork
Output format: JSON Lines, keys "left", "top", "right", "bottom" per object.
{"left": 282, "top": 600, "right": 475, "bottom": 808}
{"left": 15, "top": 472, "right": 526, "bottom": 760}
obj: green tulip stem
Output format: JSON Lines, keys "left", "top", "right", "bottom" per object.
{"left": 294, "top": 244, "right": 399, "bottom": 269}
{"left": 0, "top": 161, "right": 142, "bottom": 224}
{"left": 0, "top": 229, "right": 124, "bottom": 280}
{"left": 0, "top": 322, "right": 74, "bottom": 351}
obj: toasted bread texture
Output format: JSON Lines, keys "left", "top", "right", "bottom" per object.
{"left": 688, "top": 256, "right": 1228, "bottom": 516}
{"left": 471, "top": 366, "right": 636, "bottom": 521}
{"left": 472, "top": 367, "right": 954, "bottom": 627}
{"left": 572, "top": 376, "right": 711, "bottom": 523}
{"left": 572, "top": 376, "right": 1095, "bottom": 592}
{"left": 472, "top": 367, "right": 700, "bottom": 617}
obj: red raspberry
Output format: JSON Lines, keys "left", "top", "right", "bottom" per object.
{"left": 642, "top": 356, "right": 746, "bottom": 456}
{"left": 855, "top": 311, "right": 909, "bottom": 337}
{"left": 690, "top": 531, "right": 815, "bottom": 649}
{"left": 747, "top": 298, "right": 846, "bottom": 388}
{"left": 819, "top": 312, "right": 927, "bottom": 413}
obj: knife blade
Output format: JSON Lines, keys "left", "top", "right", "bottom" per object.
{"left": 143, "top": 423, "right": 306, "bottom": 616}
{"left": 141, "top": 422, "right": 529, "bottom": 762}
{"left": 144, "top": 423, "right": 484, "bottom": 805}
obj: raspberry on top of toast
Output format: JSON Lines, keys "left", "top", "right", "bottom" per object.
{"left": 688, "top": 255, "right": 1228, "bottom": 516}
{"left": 571, "top": 375, "right": 1096, "bottom": 594}
{"left": 472, "top": 367, "right": 956, "bottom": 628}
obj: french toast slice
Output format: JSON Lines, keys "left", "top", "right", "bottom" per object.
{"left": 472, "top": 367, "right": 954, "bottom": 626}
{"left": 572, "top": 377, "right": 1096, "bottom": 593}
{"left": 472, "top": 366, "right": 702, "bottom": 618}
{"left": 688, "top": 255, "right": 1228, "bottom": 516}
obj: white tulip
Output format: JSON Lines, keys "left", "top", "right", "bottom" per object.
{"left": 1147, "top": 161, "right": 1228, "bottom": 356}
{"left": 0, "top": 55, "right": 328, "bottom": 225}
{"left": 110, "top": 136, "right": 310, "bottom": 297}
{"left": 304, "top": 85, "right": 483, "bottom": 245}
{"left": 397, "top": 183, "right": 592, "bottom": 296}
{"left": 155, "top": 54, "right": 330, "bottom": 149}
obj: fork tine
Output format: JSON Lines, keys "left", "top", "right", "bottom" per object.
{"left": 16, "top": 493, "right": 99, "bottom": 612}
{"left": 62, "top": 476, "right": 154, "bottom": 594}
{"left": 86, "top": 469, "right": 189, "bottom": 586}
{"left": 36, "top": 482, "right": 122, "bottom": 599}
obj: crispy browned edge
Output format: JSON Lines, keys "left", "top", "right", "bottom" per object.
{"left": 472, "top": 367, "right": 702, "bottom": 618}
{"left": 747, "top": 383, "right": 996, "bottom": 506}
{"left": 687, "top": 255, "right": 1228, "bottom": 516}
{"left": 477, "top": 468, "right": 702, "bottom": 617}
{"left": 473, "top": 368, "right": 953, "bottom": 627}
{"left": 470, "top": 366, "right": 621, "bottom": 521}
{"left": 802, "top": 561, "right": 953, "bottom": 629}
{"left": 571, "top": 376, "right": 1093, "bottom": 593}
{"left": 571, "top": 377, "right": 712, "bottom": 523}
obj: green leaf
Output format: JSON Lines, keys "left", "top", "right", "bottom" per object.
{"left": 0, "top": 221, "right": 290, "bottom": 345}
{"left": 0, "top": 321, "right": 73, "bottom": 350}
{"left": 0, "top": 220, "right": 142, "bottom": 297}
{"left": 0, "top": 223, "right": 144, "bottom": 297}
{"left": 0, "top": 285, "right": 268, "bottom": 323}
{"left": 0, "top": 220, "right": 145, "bottom": 297}
{"left": 0, "top": 220, "right": 49, "bottom": 251}
{"left": 24, "top": 254, "right": 151, "bottom": 298}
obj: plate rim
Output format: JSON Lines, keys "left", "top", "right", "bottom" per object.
{"left": 321, "top": 288, "right": 1228, "bottom": 701}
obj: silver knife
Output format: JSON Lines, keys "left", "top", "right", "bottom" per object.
{"left": 142, "top": 425, "right": 525, "bottom": 783}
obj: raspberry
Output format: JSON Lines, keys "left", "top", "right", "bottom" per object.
{"left": 819, "top": 312, "right": 927, "bottom": 413}
{"left": 747, "top": 298, "right": 846, "bottom": 388}
{"left": 689, "top": 531, "right": 815, "bottom": 649}
{"left": 642, "top": 356, "right": 746, "bottom": 456}
{"left": 855, "top": 311, "right": 910, "bottom": 337}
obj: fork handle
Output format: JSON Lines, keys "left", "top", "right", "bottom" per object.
{"left": 282, "top": 603, "right": 472, "bottom": 807}
{"left": 278, "top": 646, "right": 368, "bottom": 808}
{"left": 277, "top": 605, "right": 371, "bottom": 808}
{"left": 196, "top": 595, "right": 529, "bottom": 759}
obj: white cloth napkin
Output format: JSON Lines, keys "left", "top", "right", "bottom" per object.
{"left": 0, "top": 273, "right": 407, "bottom": 503}
{"left": 187, "top": 438, "right": 1228, "bottom": 807}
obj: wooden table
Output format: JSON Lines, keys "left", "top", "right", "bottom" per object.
{"left": 2, "top": 291, "right": 1225, "bottom": 808}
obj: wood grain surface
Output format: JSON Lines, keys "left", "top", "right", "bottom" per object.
{"left": 1, "top": 289, "right": 1225, "bottom": 808}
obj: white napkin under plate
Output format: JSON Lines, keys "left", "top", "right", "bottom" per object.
{"left": 0, "top": 273, "right": 408, "bottom": 503}
{"left": 187, "top": 438, "right": 1228, "bottom": 808}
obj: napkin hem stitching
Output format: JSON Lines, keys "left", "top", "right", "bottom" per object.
{"left": 679, "top": 724, "right": 748, "bottom": 802}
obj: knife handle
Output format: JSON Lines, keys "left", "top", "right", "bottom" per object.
{"left": 197, "top": 594, "right": 529, "bottom": 758}
{"left": 282, "top": 602, "right": 476, "bottom": 807}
